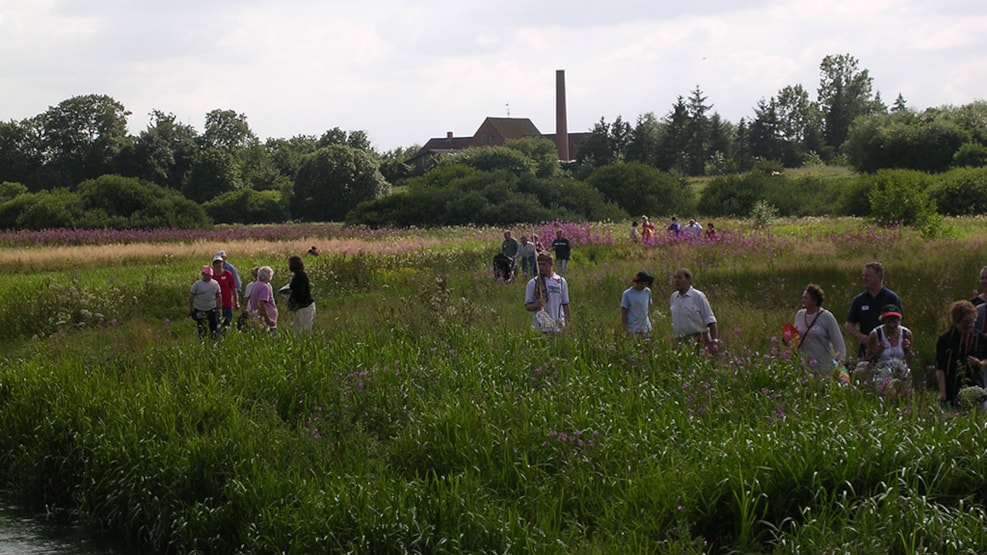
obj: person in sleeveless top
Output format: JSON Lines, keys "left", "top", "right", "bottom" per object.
{"left": 858, "top": 304, "right": 914, "bottom": 388}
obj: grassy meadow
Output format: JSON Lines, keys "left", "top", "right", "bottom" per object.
{"left": 2, "top": 218, "right": 987, "bottom": 553}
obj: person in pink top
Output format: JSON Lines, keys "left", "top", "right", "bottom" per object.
{"left": 248, "top": 266, "right": 278, "bottom": 335}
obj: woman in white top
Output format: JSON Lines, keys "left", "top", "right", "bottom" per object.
{"left": 794, "top": 284, "right": 846, "bottom": 375}
{"left": 865, "top": 304, "right": 914, "bottom": 373}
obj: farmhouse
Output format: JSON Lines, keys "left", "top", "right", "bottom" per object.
{"left": 407, "top": 70, "right": 589, "bottom": 168}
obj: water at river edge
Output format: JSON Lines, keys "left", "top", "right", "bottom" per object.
{"left": 0, "top": 504, "right": 151, "bottom": 554}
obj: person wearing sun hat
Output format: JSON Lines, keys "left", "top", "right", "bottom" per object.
{"left": 188, "top": 265, "right": 221, "bottom": 339}
{"left": 622, "top": 270, "right": 655, "bottom": 337}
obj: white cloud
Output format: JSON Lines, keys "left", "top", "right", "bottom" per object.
{"left": 1, "top": 0, "right": 985, "bottom": 151}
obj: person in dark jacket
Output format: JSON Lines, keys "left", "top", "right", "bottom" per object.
{"left": 285, "top": 255, "right": 315, "bottom": 334}
{"left": 936, "top": 300, "right": 987, "bottom": 407}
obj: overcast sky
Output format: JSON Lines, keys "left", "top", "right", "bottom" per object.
{"left": 2, "top": 1, "right": 985, "bottom": 152}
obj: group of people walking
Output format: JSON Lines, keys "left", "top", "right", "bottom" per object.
{"left": 631, "top": 216, "right": 715, "bottom": 243}
{"left": 188, "top": 251, "right": 315, "bottom": 338}
{"left": 522, "top": 253, "right": 987, "bottom": 409}
{"left": 799, "top": 260, "right": 987, "bottom": 407}
{"left": 498, "top": 229, "right": 571, "bottom": 281}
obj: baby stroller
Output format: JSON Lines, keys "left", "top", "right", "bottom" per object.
{"left": 492, "top": 253, "right": 516, "bottom": 283}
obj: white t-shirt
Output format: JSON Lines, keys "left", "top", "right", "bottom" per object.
{"left": 525, "top": 273, "right": 569, "bottom": 332}
{"left": 621, "top": 287, "right": 653, "bottom": 333}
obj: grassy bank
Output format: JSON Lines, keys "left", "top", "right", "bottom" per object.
{"left": 1, "top": 218, "right": 987, "bottom": 553}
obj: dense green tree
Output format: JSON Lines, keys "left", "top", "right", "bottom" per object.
{"left": 345, "top": 130, "right": 372, "bottom": 152}
{"left": 182, "top": 148, "right": 242, "bottom": 203}
{"left": 891, "top": 94, "right": 909, "bottom": 114}
{"left": 698, "top": 173, "right": 767, "bottom": 216}
{"left": 585, "top": 162, "right": 694, "bottom": 218}
{"left": 751, "top": 85, "right": 824, "bottom": 167}
{"left": 655, "top": 97, "right": 690, "bottom": 173}
{"left": 684, "top": 86, "right": 712, "bottom": 175}
{"left": 0, "top": 119, "right": 44, "bottom": 189}
{"left": 315, "top": 127, "right": 374, "bottom": 153}
{"left": 266, "top": 135, "right": 319, "bottom": 178}
{"left": 625, "top": 112, "right": 663, "bottom": 168}
{"left": 575, "top": 116, "right": 631, "bottom": 171}
{"left": 37, "top": 94, "right": 131, "bottom": 189}
{"left": 77, "top": 174, "right": 152, "bottom": 220}
{"left": 817, "top": 54, "right": 884, "bottom": 154}
{"left": 776, "top": 85, "right": 825, "bottom": 162}
{"left": 317, "top": 127, "right": 348, "bottom": 148}
{"left": 749, "top": 98, "right": 786, "bottom": 164}
{"left": 239, "top": 143, "right": 287, "bottom": 191}
{"left": 376, "top": 145, "right": 420, "bottom": 186}
{"left": 291, "top": 144, "right": 389, "bottom": 221}
{"left": 939, "top": 101, "right": 987, "bottom": 144}
{"left": 200, "top": 109, "right": 257, "bottom": 151}
{"left": 445, "top": 145, "right": 536, "bottom": 176}
{"left": 844, "top": 113, "right": 970, "bottom": 173}
{"left": 504, "top": 137, "right": 560, "bottom": 178}
{"left": 731, "top": 118, "right": 754, "bottom": 172}
{"left": 706, "top": 114, "right": 735, "bottom": 168}
{"left": 128, "top": 110, "right": 199, "bottom": 190}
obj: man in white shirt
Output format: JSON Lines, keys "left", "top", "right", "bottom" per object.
{"left": 683, "top": 219, "right": 703, "bottom": 238}
{"left": 670, "top": 268, "right": 719, "bottom": 354}
{"left": 524, "top": 253, "right": 570, "bottom": 333}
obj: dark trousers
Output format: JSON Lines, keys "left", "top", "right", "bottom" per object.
{"left": 194, "top": 308, "right": 221, "bottom": 339}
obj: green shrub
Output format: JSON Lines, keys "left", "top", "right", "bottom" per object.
{"left": 865, "top": 169, "right": 946, "bottom": 237}
{"left": 835, "top": 176, "right": 872, "bottom": 216}
{"left": 953, "top": 142, "right": 987, "bottom": 168}
{"left": 586, "top": 162, "right": 694, "bottom": 218}
{"left": 699, "top": 173, "right": 766, "bottom": 216}
{"left": 750, "top": 200, "right": 778, "bottom": 229}
{"left": 929, "top": 166, "right": 987, "bottom": 215}
{"left": 0, "top": 181, "right": 28, "bottom": 203}
{"left": 204, "top": 189, "right": 288, "bottom": 224}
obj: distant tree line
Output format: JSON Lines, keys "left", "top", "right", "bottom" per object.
{"left": 1, "top": 53, "right": 986, "bottom": 230}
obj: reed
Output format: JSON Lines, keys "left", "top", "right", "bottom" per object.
{"left": 1, "top": 217, "right": 986, "bottom": 553}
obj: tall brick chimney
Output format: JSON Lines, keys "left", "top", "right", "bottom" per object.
{"left": 555, "top": 69, "right": 569, "bottom": 161}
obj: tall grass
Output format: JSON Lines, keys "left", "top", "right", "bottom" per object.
{"left": 1, "top": 218, "right": 987, "bottom": 553}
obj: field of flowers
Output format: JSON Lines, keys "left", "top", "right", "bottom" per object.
{"left": 2, "top": 218, "right": 987, "bottom": 553}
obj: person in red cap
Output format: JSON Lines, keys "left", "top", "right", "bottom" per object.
{"left": 188, "top": 265, "right": 221, "bottom": 339}
{"left": 845, "top": 261, "right": 903, "bottom": 359}
{"left": 859, "top": 304, "right": 914, "bottom": 385}
{"left": 621, "top": 271, "right": 654, "bottom": 338}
